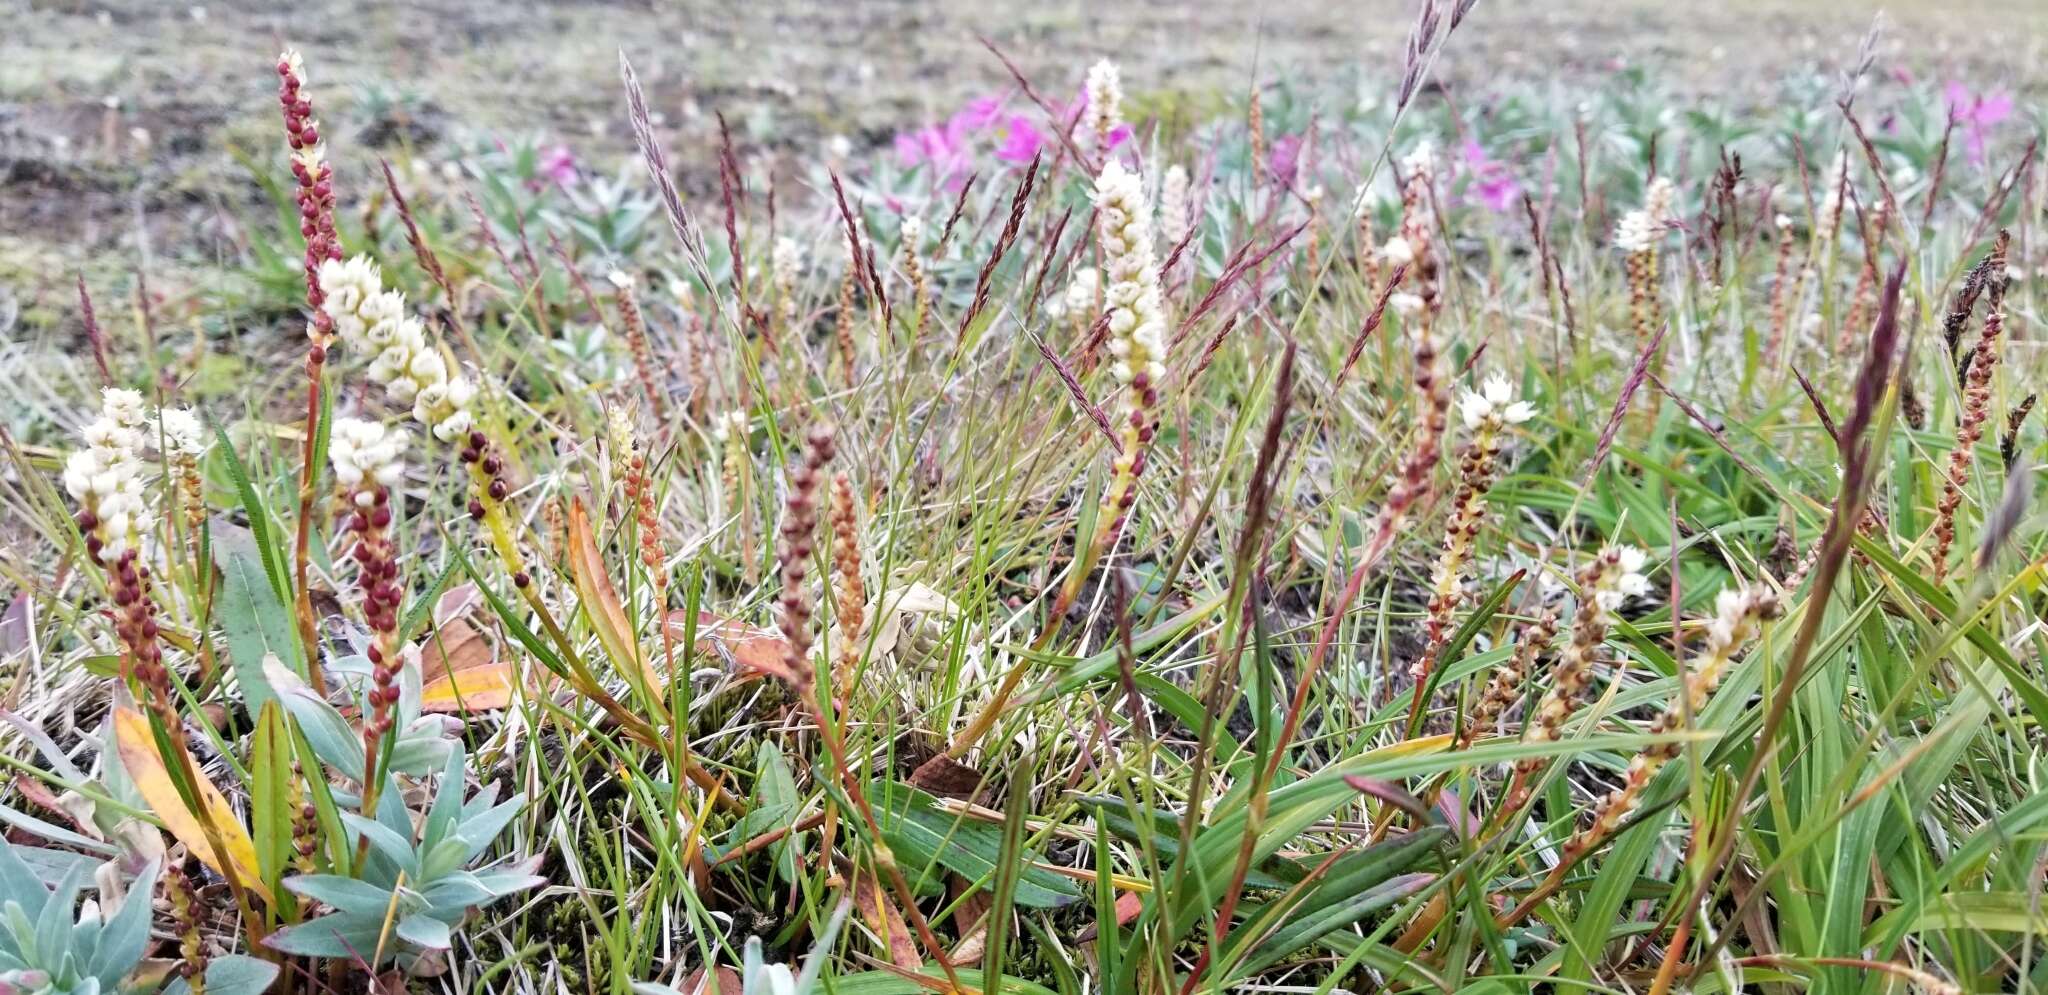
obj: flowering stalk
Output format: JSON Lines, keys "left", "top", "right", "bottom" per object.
{"left": 899, "top": 217, "right": 930, "bottom": 347}
{"left": 157, "top": 405, "right": 207, "bottom": 536}
{"left": 1497, "top": 545, "right": 1650, "bottom": 820}
{"left": 1089, "top": 160, "right": 1167, "bottom": 546}
{"left": 289, "top": 763, "right": 319, "bottom": 872}
{"left": 1500, "top": 585, "right": 1779, "bottom": 929}
{"left": 773, "top": 236, "right": 803, "bottom": 335}
{"left": 1060, "top": 266, "right": 1100, "bottom": 346}
{"left": 1818, "top": 149, "right": 1850, "bottom": 248}
{"left": 1932, "top": 231, "right": 2011, "bottom": 583}
{"left": 1160, "top": 165, "right": 1193, "bottom": 254}
{"left": 668, "top": 278, "right": 711, "bottom": 417}
{"left": 608, "top": 407, "right": 676, "bottom": 688}
{"left": 318, "top": 256, "right": 479, "bottom": 444}
{"left": 610, "top": 270, "right": 668, "bottom": 422}
{"left": 279, "top": 49, "right": 344, "bottom": 683}
{"left": 1382, "top": 276, "right": 1450, "bottom": 546}
{"left": 165, "top": 859, "right": 209, "bottom": 991}
{"left": 1247, "top": 89, "right": 1266, "bottom": 182}
{"left": 317, "top": 254, "right": 528, "bottom": 620}
{"left": 66, "top": 389, "right": 154, "bottom": 567}
{"left": 716, "top": 411, "right": 758, "bottom": 584}
{"left": 828, "top": 471, "right": 866, "bottom": 701}
{"left": 1298, "top": 127, "right": 1326, "bottom": 279}
{"left": 66, "top": 390, "right": 170, "bottom": 694}
{"left": 766, "top": 423, "right": 964, "bottom": 992}
{"left": 67, "top": 391, "right": 265, "bottom": 938}
{"left": 946, "top": 160, "right": 1166, "bottom": 758}
{"left": 1357, "top": 203, "right": 1382, "bottom": 294}
{"left": 1395, "top": 143, "right": 1439, "bottom": 322}
{"left": 1085, "top": 59, "right": 1123, "bottom": 152}
{"left": 329, "top": 417, "right": 407, "bottom": 813}
{"left": 1764, "top": 213, "right": 1798, "bottom": 365}
{"left": 834, "top": 263, "right": 859, "bottom": 387}
{"left": 1840, "top": 202, "right": 1888, "bottom": 354}
{"left": 776, "top": 427, "right": 832, "bottom": 684}
{"left": 1411, "top": 376, "right": 1535, "bottom": 690}
{"left": 1457, "top": 608, "right": 1558, "bottom": 751}
{"left": 1615, "top": 177, "right": 1675, "bottom": 345}
{"left": 610, "top": 408, "right": 665, "bottom": 586}
{"left": 1266, "top": 229, "right": 1444, "bottom": 764}
{"left": 1568, "top": 586, "right": 1779, "bottom": 856}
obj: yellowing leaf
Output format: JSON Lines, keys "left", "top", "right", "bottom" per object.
{"left": 113, "top": 706, "right": 274, "bottom": 904}
{"left": 418, "top": 618, "right": 516, "bottom": 713}
{"left": 566, "top": 499, "right": 660, "bottom": 693}
{"left": 1367, "top": 733, "right": 1452, "bottom": 760}
{"left": 421, "top": 662, "right": 518, "bottom": 712}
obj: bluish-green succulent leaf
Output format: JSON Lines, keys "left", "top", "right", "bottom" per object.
{"left": 285, "top": 874, "right": 405, "bottom": 920}
{"left": 85, "top": 859, "right": 157, "bottom": 984}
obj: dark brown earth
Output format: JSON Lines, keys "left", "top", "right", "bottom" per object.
{"left": 2, "top": 0, "right": 2038, "bottom": 339}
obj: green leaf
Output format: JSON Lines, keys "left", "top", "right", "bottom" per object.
{"left": 265, "top": 916, "right": 385, "bottom": 960}
{"left": 1237, "top": 871, "right": 1435, "bottom": 976}
{"left": 192, "top": 954, "right": 280, "bottom": 995}
{"left": 249, "top": 702, "right": 297, "bottom": 911}
{"left": 86, "top": 858, "right": 158, "bottom": 984}
{"left": 212, "top": 425, "right": 290, "bottom": 605}
{"left": 830, "top": 967, "right": 1057, "bottom": 995}
{"left": 268, "top": 657, "right": 364, "bottom": 782}
{"left": 213, "top": 522, "right": 302, "bottom": 716}
{"left": 1909, "top": 893, "right": 2048, "bottom": 936}
{"left": 396, "top": 913, "right": 453, "bottom": 951}
{"left": 864, "top": 780, "right": 1081, "bottom": 908}
{"left": 341, "top": 812, "right": 420, "bottom": 878}
{"left": 1077, "top": 795, "right": 1295, "bottom": 890}
{"left": 285, "top": 874, "right": 400, "bottom": 919}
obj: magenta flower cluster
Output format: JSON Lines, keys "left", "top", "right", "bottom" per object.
{"left": 1462, "top": 140, "right": 1520, "bottom": 213}
{"left": 895, "top": 91, "right": 1130, "bottom": 190}
{"left": 1944, "top": 81, "right": 2013, "bottom": 164}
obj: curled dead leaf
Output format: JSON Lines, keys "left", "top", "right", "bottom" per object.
{"left": 664, "top": 610, "right": 793, "bottom": 680}
{"left": 854, "top": 868, "right": 923, "bottom": 970}
{"left": 679, "top": 966, "right": 742, "bottom": 995}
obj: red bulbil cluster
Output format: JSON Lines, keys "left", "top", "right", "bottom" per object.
{"left": 458, "top": 429, "right": 510, "bottom": 521}
{"left": 277, "top": 53, "right": 341, "bottom": 356}
{"left": 76, "top": 508, "right": 107, "bottom": 566}
{"left": 775, "top": 423, "right": 837, "bottom": 687}
{"left": 77, "top": 513, "right": 184, "bottom": 752}
{"left": 345, "top": 487, "right": 402, "bottom": 737}
{"left": 107, "top": 546, "right": 167, "bottom": 697}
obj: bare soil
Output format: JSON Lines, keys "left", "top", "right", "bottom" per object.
{"left": 1, "top": 0, "right": 2039, "bottom": 337}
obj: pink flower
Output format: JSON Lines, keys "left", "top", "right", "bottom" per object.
{"left": 894, "top": 121, "right": 974, "bottom": 189}
{"left": 532, "top": 144, "right": 581, "bottom": 189}
{"left": 1462, "top": 140, "right": 1520, "bottom": 213}
{"left": 896, "top": 95, "right": 1051, "bottom": 186}
{"left": 1269, "top": 134, "right": 1302, "bottom": 184}
{"left": 993, "top": 114, "right": 1043, "bottom": 163}
{"left": 1946, "top": 81, "right": 2014, "bottom": 164}
{"left": 537, "top": 145, "right": 578, "bottom": 188}
{"left": 951, "top": 96, "right": 1003, "bottom": 132}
